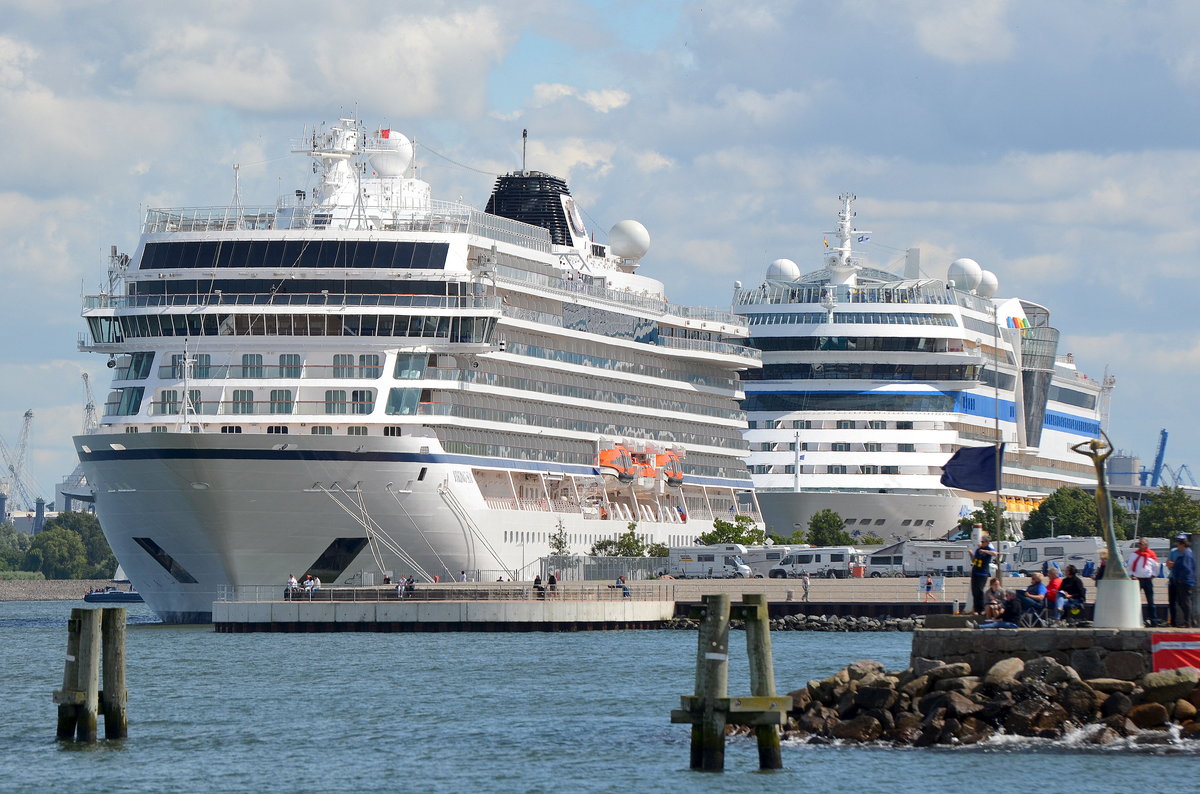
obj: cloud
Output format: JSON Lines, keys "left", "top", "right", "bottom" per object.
{"left": 531, "top": 83, "right": 630, "bottom": 113}
{"left": 913, "top": 0, "right": 1015, "bottom": 64}
{"left": 0, "top": 35, "right": 37, "bottom": 88}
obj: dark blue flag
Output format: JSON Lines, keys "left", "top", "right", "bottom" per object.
{"left": 940, "top": 444, "right": 1004, "bottom": 492}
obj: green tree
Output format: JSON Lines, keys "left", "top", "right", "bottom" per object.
{"left": 696, "top": 514, "right": 764, "bottom": 546}
{"left": 769, "top": 527, "right": 807, "bottom": 545}
{"left": 859, "top": 533, "right": 885, "bottom": 545}
{"left": 40, "top": 511, "right": 116, "bottom": 578}
{"left": 22, "top": 528, "right": 89, "bottom": 579}
{"left": 806, "top": 509, "right": 853, "bottom": 546}
{"left": 1022, "top": 487, "right": 1131, "bottom": 541}
{"left": 548, "top": 519, "right": 571, "bottom": 557}
{"left": 956, "top": 501, "right": 1005, "bottom": 540}
{"left": 0, "top": 522, "right": 32, "bottom": 571}
{"left": 1136, "top": 486, "right": 1200, "bottom": 538}
{"left": 646, "top": 542, "right": 669, "bottom": 557}
{"left": 589, "top": 523, "right": 648, "bottom": 557}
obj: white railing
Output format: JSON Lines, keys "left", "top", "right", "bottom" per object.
{"left": 217, "top": 582, "right": 671, "bottom": 603}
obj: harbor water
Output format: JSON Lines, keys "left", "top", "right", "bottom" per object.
{"left": 1, "top": 601, "right": 1194, "bottom": 792}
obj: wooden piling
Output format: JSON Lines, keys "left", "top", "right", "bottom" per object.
{"left": 74, "top": 609, "right": 101, "bottom": 741}
{"left": 55, "top": 611, "right": 83, "bottom": 740}
{"left": 101, "top": 608, "right": 128, "bottom": 739}
{"left": 690, "top": 593, "right": 730, "bottom": 771}
{"left": 742, "top": 593, "right": 782, "bottom": 770}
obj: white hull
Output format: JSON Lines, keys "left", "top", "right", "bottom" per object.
{"left": 77, "top": 432, "right": 737, "bottom": 622}
{"left": 757, "top": 490, "right": 973, "bottom": 542}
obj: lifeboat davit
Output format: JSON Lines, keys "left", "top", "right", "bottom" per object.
{"left": 657, "top": 450, "right": 685, "bottom": 487}
{"left": 598, "top": 445, "right": 635, "bottom": 483}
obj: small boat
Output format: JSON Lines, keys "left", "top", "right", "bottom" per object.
{"left": 83, "top": 586, "right": 145, "bottom": 604}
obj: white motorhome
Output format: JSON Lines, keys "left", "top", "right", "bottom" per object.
{"left": 668, "top": 545, "right": 752, "bottom": 579}
{"left": 741, "top": 545, "right": 804, "bottom": 578}
{"left": 902, "top": 541, "right": 974, "bottom": 577}
{"left": 767, "top": 546, "right": 865, "bottom": 579}
{"left": 1013, "top": 536, "right": 1104, "bottom": 576}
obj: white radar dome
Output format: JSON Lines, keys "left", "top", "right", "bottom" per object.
{"left": 368, "top": 129, "right": 414, "bottom": 177}
{"left": 609, "top": 220, "right": 651, "bottom": 260}
{"left": 976, "top": 269, "right": 999, "bottom": 298}
{"left": 947, "top": 258, "right": 982, "bottom": 291}
{"left": 766, "top": 258, "right": 801, "bottom": 281}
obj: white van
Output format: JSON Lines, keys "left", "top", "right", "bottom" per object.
{"left": 1013, "top": 536, "right": 1104, "bottom": 576}
{"left": 768, "top": 546, "right": 865, "bottom": 579}
{"left": 741, "top": 545, "right": 804, "bottom": 578}
{"left": 668, "top": 545, "right": 752, "bottom": 579}
{"left": 902, "top": 541, "right": 974, "bottom": 577}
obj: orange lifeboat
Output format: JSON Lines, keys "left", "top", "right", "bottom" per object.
{"left": 630, "top": 450, "right": 658, "bottom": 480}
{"left": 598, "top": 445, "right": 635, "bottom": 483}
{"left": 656, "top": 450, "right": 684, "bottom": 487}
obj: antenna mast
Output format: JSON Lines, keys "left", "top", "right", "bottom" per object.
{"left": 522, "top": 129, "right": 528, "bottom": 174}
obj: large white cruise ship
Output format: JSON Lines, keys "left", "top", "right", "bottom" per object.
{"left": 75, "top": 118, "right": 762, "bottom": 622}
{"left": 736, "top": 195, "right": 1113, "bottom": 542}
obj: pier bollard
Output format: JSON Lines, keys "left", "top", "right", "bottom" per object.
{"left": 691, "top": 593, "right": 730, "bottom": 771}
{"left": 54, "top": 610, "right": 84, "bottom": 740}
{"left": 75, "top": 608, "right": 101, "bottom": 741}
{"left": 742, "top": 593, "right": 782, "bottom": 770}
{"left": 101, "top": 608, "right": 128, "bottom": 739}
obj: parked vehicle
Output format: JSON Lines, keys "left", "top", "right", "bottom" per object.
{"left": 668, "top": 545, "right": 752, "bottom": 578}
{"left": 1013, "top": 536, "right": 1104, "bottom": 576}
{"left": 768, "top": 546, "right": 865, "bottom": 579}
{"left": 741, "top": 545, "right": 804, "bottom": 578}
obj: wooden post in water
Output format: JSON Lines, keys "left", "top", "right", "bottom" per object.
{"left": 690, "top": 593, "right": 730, "bottom": 771}
{"left": 101, "top": 608, "right": 128, "bottom": 739}
{"left": 75, "top": 609, "right": 101, "bottom": 741}
{"left": 55, "top": 610, "right": 84, "bottom": 740}
{"left": 742, "top": 593, "right": 782, "bottom": 770}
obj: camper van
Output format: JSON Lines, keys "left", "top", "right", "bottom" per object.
{"left": 902, "top": 541, "right": 975, "bottom": 577}
{"left": 741, "top": 545, "right": 803, "bottom": 578}
{"left": 1013, "top": 536, "right": 1105, "bottom": 576}
{"left": 668, "top": 545, "right": 752, "bottom": 579}
{"left": 767, "top": 546, "right": 865, "bottom": 579}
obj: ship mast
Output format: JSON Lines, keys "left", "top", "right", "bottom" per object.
{"left": 823, "top": 193, "right": 871, "bottom": 286}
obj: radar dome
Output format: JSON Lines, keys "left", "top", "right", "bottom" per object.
{"left": 766, "top": 258, "right": 801, "bottom": 281}
{"left": 976, "top": 269, "right": 999, "bottom": 298}
{"left": 609, "top": 220, "right": 651, "bottom": 260}
{"left": 947, "top": 258, "right": 982, "bottom": 291}
{"left": 367, "top": 129, "right": 414, "bottom": 177}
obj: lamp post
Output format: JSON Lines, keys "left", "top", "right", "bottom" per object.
{"left": 1048, "top": 514, "right": 1056, "bottom": 538}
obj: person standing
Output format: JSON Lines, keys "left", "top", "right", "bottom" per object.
{"left": 802, "top": 570, "right": 811, "bottom": 602}
{"left": 1167, "top": 533, "right": 1195, "bottom": 628}
{"left": 547, "top": 572, "right": 558, "bottom": 598}
{"left": 969, "top": 536, "right": 997, "bottom": 614}
{"left": 924, "top": 574, "right": 934, "bottom": 602}
{"left": 1126, "top": 537, "right": 1161, "bottom": 626}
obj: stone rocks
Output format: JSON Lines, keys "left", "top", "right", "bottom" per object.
{"left": 1140, "top": 667, "right": 1200, "bottom": 704}
{"left": 780, "top": 652, "right": 1200, "bottom": 749}
{"left": 984, "top": 657, "right": 1024, "bottom": 686}
{"left": 1104, "top": 650, "right": 1147, "bottom": 680}
{"left": 1127, "top": 702, "right": 1169, "bottom": 729}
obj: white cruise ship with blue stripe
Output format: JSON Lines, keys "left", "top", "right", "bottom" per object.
{"left": 736, "top": 194, "right": 1112, "bottom": 542}
{"left": 76, "top": 118, "right": 762, "bottom": 622}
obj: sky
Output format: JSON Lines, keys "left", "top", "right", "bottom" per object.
{"left": 3, "top": 0, "right": 1200, "bottom": 506}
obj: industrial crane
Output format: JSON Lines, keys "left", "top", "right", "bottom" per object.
{"left": 0, "top": 410, "right": 42, "bottom": 511}
{"left": 81, "top": 373, "right": 98, "bottom": 434}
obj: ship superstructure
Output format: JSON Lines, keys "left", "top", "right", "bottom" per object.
{"left": 76, "top": 118, "right": 761, "bottom": 622}
{"left": 736, "top": 194, "right": 1111, "bottom": 541}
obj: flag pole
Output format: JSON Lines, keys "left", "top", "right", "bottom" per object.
{"left": 993, "top": 301, "right": 1003, "bottom": 584}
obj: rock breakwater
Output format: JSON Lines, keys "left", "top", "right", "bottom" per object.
{"left": 664, "top": 614, "right": 926, "bottom": 632}
{"left": 775, "top": 655, "right": 1200, "bottom": 747}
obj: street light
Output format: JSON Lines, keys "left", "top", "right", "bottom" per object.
{"left": 1048, "top": 514, "right": 1057, "bottom": 538}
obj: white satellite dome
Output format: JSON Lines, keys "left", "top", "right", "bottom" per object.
{"left": 367, "top": 129, "right": 414, "bottom": 177}
{"left": 976, "top": 269, "right": 999, "bottom": 298}
{"left": 609, "top": 220, "right": 651, "bottom": 260}
{"left": 947, "top": 258, "right": 983, "bottom": 291}
{"left": 766, "top": 258, "right": 801, "bottom": 281}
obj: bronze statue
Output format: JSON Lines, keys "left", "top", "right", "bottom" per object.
{"left": 1071, "top": 431, "right": 1128, "bottom": 580}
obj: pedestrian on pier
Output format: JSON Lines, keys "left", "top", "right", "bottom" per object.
{"left": 969, "top": 536, "right": 997, "bottom": 614}
{"left": 1127, "top": 537, "right": 1161, "bottom": 626}
{"left": 924, "top": 574, "right": 934, "bottom": 602}
{"left": 1167, "top": 533, "right": 1195, "bottom": 628}
{"left": 548, "top": 572, "right": 558, "bottom": 597}
{"left": 802, "top": 571, "right": 811, "bottom": 602}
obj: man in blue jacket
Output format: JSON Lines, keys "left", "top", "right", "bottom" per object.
{"left": 1167, "top": 533, "right": 1196, "bottom": 628}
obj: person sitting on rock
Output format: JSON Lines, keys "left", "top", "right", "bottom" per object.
{"left": 979, "top": 589, "right": 1020, "bottom": 628}
{"left": 983, "top": 577, "right": 1006, "bottom": 619}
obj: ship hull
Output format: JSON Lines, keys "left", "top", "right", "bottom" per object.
{"left": 75, "top": 432, "right": 727, "bottom": 622}
{"left": 757, "top": 490, "right": 974, "bottom": 542}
